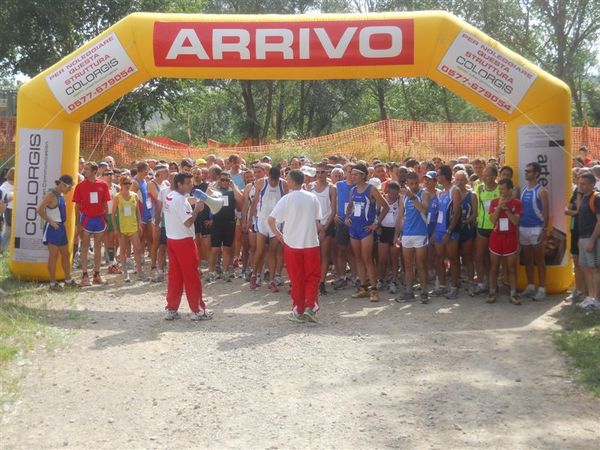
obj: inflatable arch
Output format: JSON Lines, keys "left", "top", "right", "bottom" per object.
{"left": 12, "top": 11, "right": 572, "bottom": 292}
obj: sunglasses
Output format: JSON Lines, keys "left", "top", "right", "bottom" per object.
{"left": 316, "top": 170, "right": 327, "bottom": 174}
{"left": 220, "top": 178, "right": 230, "bottom": 182}
{"left": 121, "top": 182, "right": 132, "bottom": 185}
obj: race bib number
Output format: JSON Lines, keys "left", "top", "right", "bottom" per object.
{"left": 123, "top": 205, "right": 132, "bottom": 217}
{"left": 499, "top": 217, "right": 509, "bottom": 231}
{"left": 344, "top": 202, "right": 349, "bottom": 214}
{"left": 485, "top": 200, "right": 492, "bottom": 212}
{"left": 90, "top": 192, "right": 98, "bottom": 204}
{"left": 427, "top": 212, "right": 432, "bottom": 224}
{"left": 437, "top": 212, "right": 444, "bottom": 224}
{"left": 353, "top": 203, "right": 362, "bottom": 217}
{"left": 223, "top": 196, "right": 229, "bottom": 207}
{"left": 146, "top": 197, "right": 152, "bottom": 209}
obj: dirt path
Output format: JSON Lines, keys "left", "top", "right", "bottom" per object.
{"left": 1, "top": 275, "right": 599, "bottom": 449}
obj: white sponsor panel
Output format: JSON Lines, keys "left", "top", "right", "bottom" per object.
{"left": 14, "top": 129, "right": 63, "bottom": 263}
{"left": 518, "top": 124, "right": 567, "bottom": 266}
{"left": 438, "top": 31, "right": 537, "bottom": 114}
{"left": 45, "top": 33, "right": 137, "bottom": 113}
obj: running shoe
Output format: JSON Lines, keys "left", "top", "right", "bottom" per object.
{"left": 206, "top": 272, "right": 217, "bottom": 283}
{"left": 123, "top": 272, "right": 131, "bottom": 283}
{"left": 303, "top": 309, "right": 318, "bottom": 323}
{"left": 486, "top": 293, "right": 497, "bottom": 304}
{"left": 223, "top": 270, "right": 234, "bottom": 282}
{"left": 190, "top": 309, "right": 214, "bottom": 321}
{"left": 429, "top": 286, "right": 448, "bottom": 297}
{"left": 565, "top": 290, "right": 584, "bottom": 303}
{"left": 108, "top": 264, "right": 122, "bottom": 275}
{"left": 319, "top": 282, "right": 328, "bottom": 296}
{"left": 352, "top": 287, "right": 369, "bottom": 299}
{"left": 510, "top": 295, "right": 522, "bottom": 305}
{"left": 519, "top": 285, "right": 536, "bottom": 298}
{"left": 445, "top": 287, "right": 459, "bottom": 299}
{"left": 420, "top": 292, "right": 430, "bottom": 304}
{"left": 250, "top": 274, "right": 258, "bottom": 290}
{"left": 353, "top": 277, "right": 361, "bottom": 289}
{"left": 287, "top": 311, "right": 306, "bottom": 324}
{"left": 80, "top": 274, "right": 91, "bottom": 287}
{"left": 63, "top": 279, "right": 80, "bottom": 288}
{"left": 232, "top": 257, "right": 240, "bottom": 269}
{"left": 532, "top": 289, "right": 546, "bottom": 302}
{"left": 376, "top": 279, "right": 385, "bottom": 291}
{"left": 274, "top": 275, "right": 284, "bottom": 286}
{"left": 263, "top": 269, "right": 270, "bottom": 282}
{"left": 151, "top": 270, "right": 164, "bottom": 283}
{"left": 164, "top": 309, "right": 180, "bottom": 321}
{"left": 470, "top": 284, "right": 487, "bottom": 297}
{"left": 333, "top": 278, "right": 348, "bottom": 290}
{"left": 92, "top": 274, "right": 106, "bottom": 285}
{"left": 137, "top": 271, "right": 148, "bottom": 282}
{"left": 268, "top": 281, "right": 279, "bottom": 293}
{"left": 388, "top": 281, "right": 398, "bottom": 294}
{"left": 369, "top": 289, "right": 379, "bottom": 302}
{"left": 49, "top": 282, "right": 63, "bottom": 292}
{"left": 395, "top": 290, "right": 415, "bottom": 303}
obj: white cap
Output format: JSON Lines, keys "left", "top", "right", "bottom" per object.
{"left": 300, "top": 165, "right": 316, "bottom": 177}
{"left": 368, "top": 177, "right": 382, "bottom": 190}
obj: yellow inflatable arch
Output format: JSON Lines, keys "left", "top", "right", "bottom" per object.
{"left": 12, "top": 11, "right": 572, "bottom": 292}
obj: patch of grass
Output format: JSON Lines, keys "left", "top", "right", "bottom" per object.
{"left": 554, "top": 306, "right": 600, "bottom": 395}
{"left": 0, "top": 255, "right": 67, "bottom": 407}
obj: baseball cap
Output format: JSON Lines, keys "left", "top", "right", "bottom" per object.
{"left": 196, "top": 158, "right": 207, "bottom": 165}
{"left": 425, "top": 170, "right": 438, "bottom": 180}
{"left": 368, "top": 177, "right": 382, "bottom": 190}
{"left": 300, "top": 165, "right": 316, "bottom": 177}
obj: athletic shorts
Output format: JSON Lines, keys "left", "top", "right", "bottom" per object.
{"left": 350, "top": 224, "right": 373, "bottom": 241}
{"left": 105, "top": 215, "right": 114, "bottom": 233}
{"left": 476, "top": 228, "right": 492, "bottom": 239}
{"left": 519, "top": 226, "right": 543, "bottom": 246}
{"left": 80, "top": 214, "right": 106, "bottom": 234}
{"left": 211, "top": 221, "right": 236, "bottom": 247}
{"left": 460, "top": 224, "right": 476, "bottom": 243}
{"left": 578, "top": 238, "right": 600, "bottom": 268}
{"left": 256, "top": 217, "right": 276, "bottom": 239}
{"left": 401, "top": 235, "right": 428, "bottom": 249}
{"left": 379, "top": 226, "right": 396, "bottom": 245}
{"left": 489, "top": 232, "right": 518, "bottom": 256}
{"left": 324, "top": 222, "right": 336, "bottom": 238}
{"left": 570, "top": 227, "right": 579, "bottom": 256}
{"left": 433, "top": 230, "right": 460, "bottom": 245}
{"left": 42, "top": 222, "right": 67, "bottom": 247}
{"left": 159, "top": 227, "right": 167, "bottom": 245}
{"left": 335, "top": 222, "right": 350, "bottom": 246}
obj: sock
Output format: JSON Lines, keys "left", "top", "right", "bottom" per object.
{"left": 510, "top": 289, "right": 516, "bottom": 296}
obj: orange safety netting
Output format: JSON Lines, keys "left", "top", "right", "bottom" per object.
{"left": 0, "top": 117, "right": 598, "bottom": 167}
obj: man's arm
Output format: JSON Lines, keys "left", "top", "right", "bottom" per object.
{"left": 448, "top": 188, "right": 462, "bottom": 232}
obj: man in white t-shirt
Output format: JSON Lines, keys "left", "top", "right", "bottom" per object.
{"left": 163, "top": 172, "right": 212, "bottom": 321}
{"left": 269, "top": 169, "right": 323, "bottom": 323}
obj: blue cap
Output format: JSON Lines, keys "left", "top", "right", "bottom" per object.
{"left": 425, "top": 171, "right": 438, "bottom": 180}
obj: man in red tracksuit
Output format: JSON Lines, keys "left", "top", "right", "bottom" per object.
{"left": 269, "top": 169, "right": 323, "bottom": 324}
{"left": 163, "top": 172, "right": 213, "bottom": 321}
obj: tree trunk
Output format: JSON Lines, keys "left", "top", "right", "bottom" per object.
{"left": 261, "top": 82, "right": 274, "bottom": 141}
{"left": 240, "top": 80, "right": 260, "bottom": 144}
{"left": 275, "top": 81, "right": 285, "bottom": 140}
{"left": 375, "top": 80, "right": 388, "bottom": 121}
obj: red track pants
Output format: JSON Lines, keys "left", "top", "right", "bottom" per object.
{"left": 166, "top": 237, "right": 205, "bottom": 313}
{"left": 284, "top": 245, "right": 320, "bottom": 315}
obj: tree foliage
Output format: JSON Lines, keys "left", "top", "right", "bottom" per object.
{"left": 1, "top": 0, "right": 599, "bottom": 142}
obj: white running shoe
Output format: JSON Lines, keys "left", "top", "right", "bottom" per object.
{"left": 532, "top": 289, "right": 546, "bottom": 301}
{"left": 519, "top": 285, "right": 536, "bottom": 298}
{"left": 165, "top": 309, "right": 180, "bottom": 320}
{"left": 190, "top": 309, "right": 213, "bottom": 321}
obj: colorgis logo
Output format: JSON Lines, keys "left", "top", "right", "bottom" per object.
{"left": 153, "top": 20, "right": 414, "bottom": 67}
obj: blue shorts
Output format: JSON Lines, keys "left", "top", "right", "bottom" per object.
{"left": 350, "top": 224, "right": 373, "bottom": 241}
{"left": 434, "top": 230, "right": 460, "bottom": 244}
{"left": 80, "top": 214, "right": 106, "bottom": 233}
{"left": 43, "top": 222, "right": 68, "bottom": 247}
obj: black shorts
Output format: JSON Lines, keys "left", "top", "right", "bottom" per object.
{"left": 335, "top": 222, "right": 350, "bottom": 246}
{"left": 211, "top": 221, "right": 236, "bottom": 248}
{"left": 325, "top": 222, "right": 335, "bottom": 238}
{"left": 571, "top": 227, "right": 579, "bottom": 256}
{"left": 159, "top": 227, "right": 167, "bottom": 245}
{"left": 477, "top": 228, "right": 492, "bottom": 239}
{"left": 378, "top": 226, "right": 395, "bottom": 245}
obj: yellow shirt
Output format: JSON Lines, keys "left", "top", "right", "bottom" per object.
{"left": 117, "top": 192, "right": 139, "bottom": 234}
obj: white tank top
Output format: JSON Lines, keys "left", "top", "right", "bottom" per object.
{"left": 381, "top": 198, "right": 399, "bottom": 228}
{"left": 310, "top": 182, "right": 333, "bottom": 225}
{"left": 258, "top": 180, "right": 284, "bottom": 219}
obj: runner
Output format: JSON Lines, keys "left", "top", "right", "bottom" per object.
{"left": 148, "top": 163, "right": 169, "bottom": 279}
{"left": 131, "top": 161, "right": 154, "bottom": 265}
{"left": 487, "top": 178, "right": 522, "bottom": 305}
{"left": 471, "top": 165, "right": 500, "bottom": 296}
{"left": 309, "top": 163, "right": 337, "bottom": 295}
{"left": 269, "top": 169, "right": 323, "bottom": 323}
{"left": 455, "top": 170, "right": 477, "bottom": 284}
{"left": 395, "top": 173, "right": 430, "bottom": 303}
{"left": 37, "top": 175, "right": 79, "bottom": 290}
{"left": 333, "top": 163, "right": 357, "bottom": 290}
{"left": 376, "top": 181, "right": 401, "bottom": 294}
{"left": 431, "top": 165, "right": 462, "bottom": 299}
{"left": 101, "top": 170, "right": 120, "bottom": 274}
{"left": 345, "top": 163, "right": 389, "bottom": 302}
{"left": 519, "top": 162, "right": 550, "bottom": 301}
{"left": 163, "top": 172, "right": 213, "bottom": 321}
{"left": 72, "top": 161, "right": 110, "bottom": 286}
{"left": 423, "top": 171, "right": 440, "bottom": 282}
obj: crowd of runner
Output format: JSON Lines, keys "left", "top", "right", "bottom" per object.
{"left": 31, "top": 144, "right": 600, "bottom": 321}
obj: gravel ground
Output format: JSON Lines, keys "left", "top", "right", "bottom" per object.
{"left": 1, "top": 274, "right": 599, "bottom": 449}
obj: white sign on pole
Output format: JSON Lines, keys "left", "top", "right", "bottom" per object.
{"left": 437, "top": 31, "right": 537, "bottom": 114}
{"left": 45, "top": 33, "right": 137, "bottom": 113}
{"left": 14, "top": 129, "right": 63, "bottom": 263}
